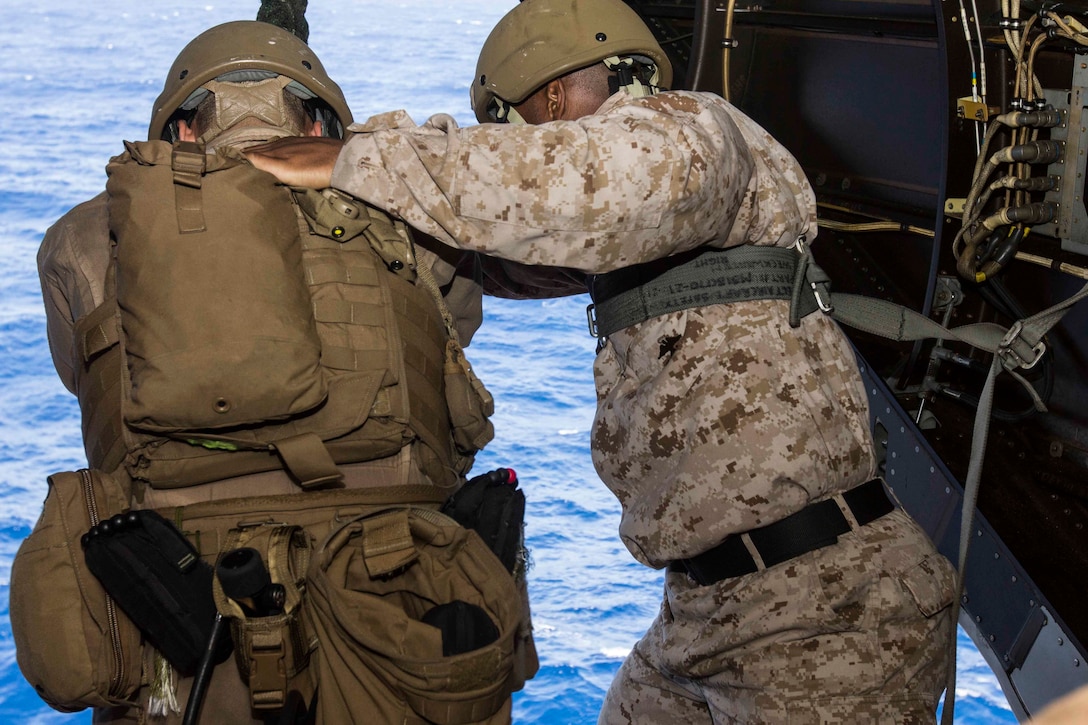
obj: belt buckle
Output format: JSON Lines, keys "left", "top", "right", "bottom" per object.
{"left": 1000, "top": 320, "right": 1046, "bottom": 370}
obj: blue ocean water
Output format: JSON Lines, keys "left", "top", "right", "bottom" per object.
{"left": 0, "top": 1, "right": 1019, "bottom": 722}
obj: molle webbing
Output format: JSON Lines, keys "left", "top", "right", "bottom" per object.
{"left": 392, "top": 273, "right": 454, "bottom": 468}
{"left": 588, "top": 245, "right": 813, "bottom": 337}
{"left": 76, "top": 299, "right": 126, "bottom": 473}
{"left": 80, "top": 141, "right": 473, "bottom": 491}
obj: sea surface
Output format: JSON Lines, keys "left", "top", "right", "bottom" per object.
{"left": 0, "top": 1, "right": 1019, "bottom": 722}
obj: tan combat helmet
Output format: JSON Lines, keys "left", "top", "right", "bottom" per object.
{"left": 148, "top": 20, "right": 352, "bottom": 141}
{"left": 471, "top": 0, "right": 673, "bottom": 123}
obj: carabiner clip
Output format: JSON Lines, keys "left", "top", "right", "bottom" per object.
{"left": 811, "top": 282, "right": 834, "bottom": 313}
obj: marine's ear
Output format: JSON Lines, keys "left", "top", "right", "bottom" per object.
{"left": 544, "top": 79, "right": 564, "bottom": 122}
{"left": 176, "top": 120, "right": 198, "bottom": 143}
{"left": 308, "top": 120, "right": 324, "bottom": 137}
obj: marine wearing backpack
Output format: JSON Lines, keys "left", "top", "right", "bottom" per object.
{"left": 15, "top": 20, "right": 537, "bottom": 724}
{"left": 94, "top": 137, "right": 491, "bottom": 494}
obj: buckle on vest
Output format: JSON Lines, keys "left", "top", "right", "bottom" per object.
{"left": 586, "top": 304, "right": 599, "bottom": 338}
{"left": 249, "top": 631, "right": 288, "bottom": 709}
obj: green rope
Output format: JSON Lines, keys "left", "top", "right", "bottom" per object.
{"left": 257, "top": 0, "right": 309, "bottom": 43}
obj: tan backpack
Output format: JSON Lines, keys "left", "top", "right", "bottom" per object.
{"left": 74, "top": 139, "right": 492, "bottom": 492}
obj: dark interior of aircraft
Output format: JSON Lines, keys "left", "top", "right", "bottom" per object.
{"left": 621, "top": 0, "right": 1088, "bottom": 716}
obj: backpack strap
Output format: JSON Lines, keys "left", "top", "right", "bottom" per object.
{"left": 170, "top": 141, "right": 207, "bottom": 234}
{"left": 270, "top": 433, "right": 343, "bottom": 490}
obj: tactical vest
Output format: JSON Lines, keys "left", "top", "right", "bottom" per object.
{"left": 73, "top": 140, "right": 493, "bottom": 493}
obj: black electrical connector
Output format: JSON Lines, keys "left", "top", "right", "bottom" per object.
{"left": 999, "top": 109, "right": 1063, "bottom": 128}
{"left": 1003, "top": 202, "right": 1058, "bottom": 225}
{"left": 993, "top": 140, "right": 1063, "bottom": 164}
{"left": 1010, "top": 176, "right": 1057, "bottom": 192}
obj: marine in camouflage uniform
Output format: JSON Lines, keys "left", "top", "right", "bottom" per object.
{"left": 37, "top": 20, "right": 579, "bottom": 725}
{"left": 37, "top": 23, "right": 488, "bottom": 508}
{"left": 247, "top": 1, "right": 957, "bottom": 721}
{"left": 39, "top": 23, "right": 581, "bottom": 501}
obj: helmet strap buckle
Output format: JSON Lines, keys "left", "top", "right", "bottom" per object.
{"left": 604, "top": 56, "right": 658, "bottom": 99}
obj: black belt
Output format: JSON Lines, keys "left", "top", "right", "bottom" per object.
{"left": 669, "top": 478, "right": 895, "bottom": 586}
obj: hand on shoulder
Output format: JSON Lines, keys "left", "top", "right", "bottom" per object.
{"left": 245, "top": 137, "right": 344, "bottom": 189}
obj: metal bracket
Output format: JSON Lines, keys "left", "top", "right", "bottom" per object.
{"left": 1037, "top": 54, "right": 1088, "bottom": 255}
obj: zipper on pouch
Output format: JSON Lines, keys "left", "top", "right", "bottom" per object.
{"left": 79, "top": 469, "right": 128, "bottom": 698}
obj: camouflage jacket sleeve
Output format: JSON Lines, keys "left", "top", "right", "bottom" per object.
{"left": 36, "top": 193, "right": 113, "bottom": 394}
{"left": 332, "top": 91, "right": 816, "bottom": 274}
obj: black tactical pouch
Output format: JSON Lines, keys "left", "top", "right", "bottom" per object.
{"left": 441, "top": 468, "right": 525, "bottom": 574}
{"left": 82, "top": 509, "right": 232, "bottom": 675}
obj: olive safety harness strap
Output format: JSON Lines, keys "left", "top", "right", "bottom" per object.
{"left": 794, "top": 242, "right": 1088, "bottom": 722}
{"left": 588, "top": 241, "right": 1067, "bottom": 378}
{"left": 587, "top": 245, "right": 805, "bottom": 339}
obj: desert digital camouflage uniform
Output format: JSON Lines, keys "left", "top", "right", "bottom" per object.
{"left": 327, "top": 87, "right": 957, "bottom": 723}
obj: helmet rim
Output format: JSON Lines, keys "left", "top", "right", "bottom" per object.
{"left": 471, "top": 0, "right": 672, "bottom": 124}
{"left": 148, "top": 21, "right": 352, "bottom": 141}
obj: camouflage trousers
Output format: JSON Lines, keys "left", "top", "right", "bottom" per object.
{"left": 599, "top": 509, "right": 955, "bottom": 724}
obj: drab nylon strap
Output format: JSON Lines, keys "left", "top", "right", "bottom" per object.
{"left": 171, "top": 142, "right": 207, "bottom": 234}
{"left": 938, "top": 278, "right": 1088, "bottom": 725}
{"left": 271, "top": 433, "right": 343, "bottom": 489}
{"left": 589, "top": 245, "right": 806, "bottom": 338}
{"left": 679, "top": 248, "right": 1088, "bottom": 725}
{"left": 361, "top": 509, "right": 418, "bottom": 576}
{"left": 589, "top": 243, "right": 1073, "bottom": 392}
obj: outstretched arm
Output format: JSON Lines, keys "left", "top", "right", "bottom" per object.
{"left": 245, "top": 136, "right": 344, "bottom": 188}
{"left": 250, "top": 94, "right": 812, "bottom": 273}
{"left": 322, "top": 96, "right": 776, "bottom": 272}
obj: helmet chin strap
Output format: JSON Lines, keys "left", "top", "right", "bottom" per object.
{"left": 487, "top": 98, "right": 527, "bottom": 125}
{"left": 489, "top": 54, "right": 661, "bottom": 125}
{"left": 502, "top": 104, "right": 527, "bottom": 125}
